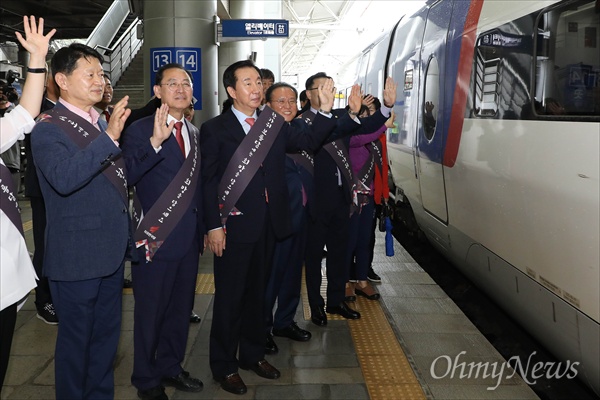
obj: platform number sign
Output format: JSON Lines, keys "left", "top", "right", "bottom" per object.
{"left": 150, "top": 47, "right": 202, "bottom": 110}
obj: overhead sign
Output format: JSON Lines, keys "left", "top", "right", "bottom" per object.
{"left": 150, "top": 47, "right": 202, "bottom": 110}
{"left": 220, "top": 19, "right": 289, "bottom": 39}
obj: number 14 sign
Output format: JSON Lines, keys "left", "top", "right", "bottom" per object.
{"left": 150, "top": 47, "right": 202, "bottom": 109}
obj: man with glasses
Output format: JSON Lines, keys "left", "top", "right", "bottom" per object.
{"left": 122, "top": 63, "right": 204, "bottom": 400}
{"left": 262, "top": 83, "right": 312, "bottom": 355}
{"left": 302, "top": 72, "right": 397, "bottom": 327}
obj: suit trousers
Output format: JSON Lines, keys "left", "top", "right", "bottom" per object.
{"left": 131, "top": 246, "right": 199, "bottom": 390}
{"left": 0, "top": 303, "right": 17, "bottom": 390}
{"left": 49, "top": 263, "right": 123, "bottom": 400}
{"left": 346, "top": 197, "right": 376, "bottom": 281}
{"left": 30, "top": 196, "right": 52, "bottom": 307}
{"left": 210, "top": 214, "right": 275, "bottom": 378}
{"left": 265, "top": 208, "right": 308, "bottom": 332}
{"left": 305, "top": 190, "right": 351, "bottom": 309}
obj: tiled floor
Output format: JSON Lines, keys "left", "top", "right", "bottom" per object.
{"left": 1, "top": 199, "right": 539, "bottom": 399}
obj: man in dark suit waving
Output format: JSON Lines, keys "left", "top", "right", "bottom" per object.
{"left": 201, "top": 60, "right": 345, "bottom": 395}
{"left": 302, "top": 73, "right": 397, "bottom": 326}
{"left": 122, "top": 63, "right": 204, "bottom": 400}
{"left": 31, "top": 43, "right": 132, "bottom": 400}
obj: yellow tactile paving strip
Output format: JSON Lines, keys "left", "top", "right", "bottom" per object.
{"left": 350, "top": 297, "right": 426, "bottom": 400}
{"left": 301, "top": 268, "right": 425, "bottom": 400}
{"left": 129, "top": 272, "right": 426, "bottom": 400}
{"left": 195, "top": 272, "right": 215, "bottom": 294}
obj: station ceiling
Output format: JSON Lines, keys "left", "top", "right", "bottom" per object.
{"left": 0, "top": 0, "right": 420, "bottom": 86}
{"left": 0, "top": 0, "right": 115, "bottom": 43}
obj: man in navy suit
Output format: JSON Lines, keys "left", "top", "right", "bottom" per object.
{"left": 262, "top": 82, "right": 315, "bottom": 354}
{"left": 302, "top": 72, "right": 397, "bottom": 327}
{"left": 201, "top": 60, "right": 347, "bottom": 395}
{"left": 122, "top": 63, "right": 204, "bottom": 400}
{"left": 31, "top": 43, "right": 132, "bottom": 400}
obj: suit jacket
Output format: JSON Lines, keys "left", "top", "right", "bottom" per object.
{"left": 201, "top": 108, "right": 343, "bottom": 243}
{"left": 122, "top": 114, "right": 204, "bottom": 261}
{"left": 311, "top": 108, "right": 388, "bottom": 218}
{"left": 30, "top": 103, "right": 131, "bottom": 281}
{"left": 24, "top": 97, "right": 56, "bottom": 198}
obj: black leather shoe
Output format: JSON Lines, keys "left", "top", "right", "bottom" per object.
{"left": 265, "top": 334, "right": 279, "bottom": 354}
{"left": 189, "top": 311, "right": 201, "bottom": 323}
{"left": 216, "top": 373, "right": 247, "bottom": 395}
{"left": 123, "top": 278, "right": 133, "bottom": 289}
{"left": 162, "top": 370, "right": 203, "bottom": 392}
{"left": 240, "top": 359, "right": 281, "bottom": 379}
{"left": 326, "top": 301, "right": 361, "bottom": 319}
{"left": 310, "top": 306, "right": 327, "bottom": 326}
{"left": 273, "top": 322, "right": 311, "bottom": 341}
{"left": 137, "top": 385, "right": 168, "bottom": 400}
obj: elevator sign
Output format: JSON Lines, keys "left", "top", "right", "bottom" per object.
{"left": 150, "top": 47, "right": 202, "bottom": 109}
{"left": 221, "top": 19, "right": 289, "bottom": 38}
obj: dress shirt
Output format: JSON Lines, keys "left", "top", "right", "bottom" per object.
{"left": 231, "top": 106, "right": 258, "bottom": 134}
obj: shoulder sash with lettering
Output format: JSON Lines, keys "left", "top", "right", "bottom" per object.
{"left": 286, "top": 113, "right": 316, "bottom": 174}
{"left": 218, "top": 106, "right": 285, "bottom": 226}
{"left": 299, "top": 111, "right": 316, "bottom": 126}
{"left": 287, "top": 151, "right": 314, "bottom": 176}
{"left": 323, "top": 139, "right": 353, "bottom": 190}
{"left": 353, "top": 139, "right": 384, "bottom": 212}
{"left": 301, "top": 110, "right": 353, "bottom": 189}
{"left": 371, "top": 139, "right": 383, "bottom": 172}
{"left": 38, "top": 106, "right": 128, "bottom": 205}
{"left": 133, "top": 124, "right": 200, "bottom": 261}
{"left": 0, "top": 164, "right": 24, "bottom": 237}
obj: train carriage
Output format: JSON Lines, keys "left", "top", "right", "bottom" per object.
{"left": 354, "top": 0, "right": 599, "bottom": 394}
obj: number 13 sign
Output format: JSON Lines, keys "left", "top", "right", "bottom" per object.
{"left": 150, "top": 47, "right": 202, "bottom": 109}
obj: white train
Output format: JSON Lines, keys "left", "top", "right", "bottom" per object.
{"left": 352, "top": 0, "right": 599, "bottom": 394}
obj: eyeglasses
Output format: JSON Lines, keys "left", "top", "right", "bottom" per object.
{"left": 273, "top": 98, "right": 297, "bottom": 107}
{"left": 307, "top": 87, "right": 336, "bottom": 92}
{"left": 160, "top": 81, "right": 193, "bottom": 92}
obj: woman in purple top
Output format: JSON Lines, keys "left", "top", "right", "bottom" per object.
{"left": 345, "top": 96, "right": 389, "bottom": 301}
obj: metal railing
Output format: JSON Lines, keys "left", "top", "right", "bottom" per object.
{"left": 96, "top": 18, "right": 143, "bottom": 84}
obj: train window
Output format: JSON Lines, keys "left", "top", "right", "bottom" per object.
{"left": 423, "top": 57, "right": 439, "bottom": 141}
{"left": 473, "top": 45, "right": 501, "bottom": 117}
{"left": 534, "top": 0, "right": 600, "bottom": 117}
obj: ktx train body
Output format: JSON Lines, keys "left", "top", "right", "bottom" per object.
{"left": 353, "top": 0, "right": 599, "bottom": 393}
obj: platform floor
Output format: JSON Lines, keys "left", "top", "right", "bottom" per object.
{"left": 1, "top": 199, "right": 539, "bottom": 399}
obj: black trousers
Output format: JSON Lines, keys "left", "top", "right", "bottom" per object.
{"left": 304, "top": 196, "right": 350, "bottom": 309}
{"left": 210, "top": 214, "right": 275, "bottom": 378}
{"left": 0, "top": 303, "right": 17, "bottom": 390}
{"left": 30, "top": 196, "right": 52, "bottom": 307}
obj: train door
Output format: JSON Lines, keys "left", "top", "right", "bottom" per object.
{"left": 416, "top": 0, "right": 451, "bottom": 224}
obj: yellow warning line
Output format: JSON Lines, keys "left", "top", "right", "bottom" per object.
{"left": 300, "top": 268, "right": 426, "bottom": 400}
{"left": 137, "top": 272, "right": 426, "bottom": 400}
{"left": 350, "top": 296, "right": 426, "bottom": 400}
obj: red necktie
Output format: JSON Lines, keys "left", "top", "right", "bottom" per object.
{"left": 103, "top": 110, "right": 110, "bottom": 123}
{"left": 174, "top": 121, "right": 185, "bottom": 156}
